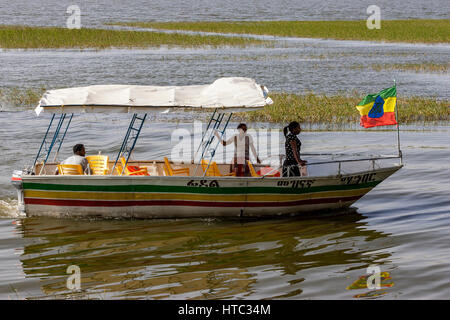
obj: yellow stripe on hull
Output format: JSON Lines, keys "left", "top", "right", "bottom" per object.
{"left": 24, "top": 188, "right": 372, "bottom": 203}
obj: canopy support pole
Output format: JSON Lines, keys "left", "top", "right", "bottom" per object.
{"left": 112, "top": 113, "right": 147, "bottom": 175}
{"left": 33, "top": 113, "right": 72, "bottom": 174}
{"left": 193, "top": 109, "right": 218, "bottom": 162}
{"left": 53, "top": 113, "right": 73, "bottom": 162}
{"left": 193, "top": 110, "right": 233, "bottom": 176}
{"left": 394, "top": 79, "right": 402, "bottom": 165}
{"left": 33, "top": 114, "right": 55, "bottom": 171}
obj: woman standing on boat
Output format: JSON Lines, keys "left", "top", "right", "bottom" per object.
{"left": 283, "top": 121, "right": 307, "bottom": 177}
{"left": 214, "top": 123, "right": 261, "bottom": 176}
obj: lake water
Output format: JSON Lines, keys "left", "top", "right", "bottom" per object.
{"left": 0, "top": 0, "right": 449, "bottom": 27}
{"left": 0, "top": 1, "right": 449, "bottom": 106}
{"left": 1, "top": 41, "right": 449, "bottom": 110}
{"left": 0, "top": 112, "right": 449, "bottom": 299}
{"left": 0, "top": 0, "right": 449, "bottom": 300}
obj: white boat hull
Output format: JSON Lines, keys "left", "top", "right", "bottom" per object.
{"left": 19, "top": 166, "right": 402, "bottom": 219}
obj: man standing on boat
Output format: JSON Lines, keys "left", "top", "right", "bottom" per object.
{"left": 55, "top": 144, "right": 92, "bottom": 175}
{"left": 214, "top": 123, "right": 261, "bottom": 176}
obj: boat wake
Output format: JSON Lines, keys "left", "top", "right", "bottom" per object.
{"left": 0, "top": 198, "right": 24, "bottom": 218}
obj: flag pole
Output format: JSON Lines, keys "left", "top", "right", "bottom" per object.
{"left": 394, "top": 79, "right": 402, "bottom": 164}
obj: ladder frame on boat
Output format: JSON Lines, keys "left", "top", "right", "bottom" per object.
{"left": 111, "top": 113, "right": 147, "bottom": 175}
{"left": 33, "top": 112, "right": 149, "bottom": 176}
{"left": 193, "top": 108, "right": 233, "bottom": 177}
{"left": 33, "top": 113, "right": 74, "bottom": 174}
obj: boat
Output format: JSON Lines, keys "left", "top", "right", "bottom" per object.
{"left": 11, "top": 77, "right": 403, "bottom": 219}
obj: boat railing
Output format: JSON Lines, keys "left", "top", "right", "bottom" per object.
{"left": 260, "top": 155, "right": 402, "bottom": 178}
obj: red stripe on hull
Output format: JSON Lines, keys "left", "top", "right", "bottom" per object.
{"left": 24, "top": 196, "right": 362, "bottom": 208}
{"left": 360, "top": 112, "right": 397, "bottom": 128}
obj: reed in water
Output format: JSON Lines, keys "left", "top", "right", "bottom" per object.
{"left": 0, "top": 25, "right": 269, "bottom": 49}
{"left": 237, "top": 92, "right": 449, "bottom": 124}
{"left": 2, "top": 88, "right": 447, "bottom": 125}
{"left": 109, "top": 19, "right": 450, "bottom": 44}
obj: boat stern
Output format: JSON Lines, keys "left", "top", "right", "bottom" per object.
{"left": 11, "top": 170, "right": 26, "bottom": 214}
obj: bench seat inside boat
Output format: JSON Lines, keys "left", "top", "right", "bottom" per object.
{"left": 34, "top": 160, "right": 266, "bottom": 177}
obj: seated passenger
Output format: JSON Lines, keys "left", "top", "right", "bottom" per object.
{"left": 56, "top": 144, "right": 92, "bottom": 175}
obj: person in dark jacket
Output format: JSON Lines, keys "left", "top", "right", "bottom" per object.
{"left": 282, "top": 121, "right": 307, "bottom": 177}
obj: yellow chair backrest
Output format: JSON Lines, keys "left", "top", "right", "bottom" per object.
{"left": 115, "top": 163, "right": 127, "bottom": 175}
{"left": 86, "top": 155, "right": 109, "bottom": 175}
{"left": 163, "top": 157, "right": 173, "bottom": 176}
{"left": 164, "top": 157, "right": 190, "bottom": 176}
{"left": 201, "top": 159, "right": 220, "bottom": 176}
{"left": 201, "top": 159, "right": 235, "bottom": 176}
{"left": 247, "top": 160, "right": 261, "bottom": 177}
{"left": 58, "top": 164, "right": 83, "bottom": 175}
{"left": 120, "top": 157, "right": 128, "bottom": 168}
{"left": 247, "top": 160, "right": 280, "bottom": 177}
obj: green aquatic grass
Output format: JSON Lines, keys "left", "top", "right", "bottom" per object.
{"left": 111, "top": 20, "right": 450, "bottom": 44}
{"left": 0, "top": 87, "right": 46, "bottom": 109}
{"left": 0, "top": 25, "right": 269, "bottom": 49}
{"left": 371, "top": 62, "right": 449, "bottom": 74}
{"left": 2, "top": 88, "right": 448, "bottom": 125}
{"left": 236, "top": 92, "right": 449, "bottom": 124}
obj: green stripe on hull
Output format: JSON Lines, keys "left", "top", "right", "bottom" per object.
{"left": 22, "top": 181, "right": 380, "bottom": 195}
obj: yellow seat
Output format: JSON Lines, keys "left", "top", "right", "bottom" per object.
{"left": 247, "top": 160, "right": 278, "bottom": 178}
{"left": 201, "top": 159, "right": 235, "bottom": 177}
{"left": 86, "top": 155, "right": 109, "bottom": 175}
{"left": 116, "top": 157, "right": 149, "bottom": 176}
{"left": 164, "top": 157, "right": 190, "bottom": 176}
{"left": 57, "top": 164, "right": 84, "bottom": 175}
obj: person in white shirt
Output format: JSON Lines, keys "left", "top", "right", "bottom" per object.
{"left": 56, "top": 144, "right": 92, "bottom": 175}
{"left": 214, "top": 123, "right": 261, "bottom": 176}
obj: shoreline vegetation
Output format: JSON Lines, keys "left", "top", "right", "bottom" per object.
{"left": 236, "top": 93, "right": 450, "bottom": 125}
{"left": 371, "top": 62, "right": 449, "bottom": 74}
{"left": 0, "top": 87, "right": 46, "bottom": 108}
{"left": 0, "top": 20, "right": 447, "bottom": 49}
{"left": 350, "top": 62, "right": 449, "bottom": 74}
{"left": 1, "top": 88, "right": 448, "bottom": 124}
{"left": 110, "top": 19, "right": 450, "bottom": 44}
{"left": 0, "top": 25, "right": 269, "bottom": 49}
{"left": 236, "top": 93, "right": 449, "bottom": 124}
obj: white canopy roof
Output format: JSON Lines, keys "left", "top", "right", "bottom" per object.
{"left": 35, "top": 77, "right": 273, "bottom": 115}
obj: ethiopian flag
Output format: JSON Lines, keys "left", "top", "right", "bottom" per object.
{"left": 356, "top": 85, "right": 397, "bottom": 128}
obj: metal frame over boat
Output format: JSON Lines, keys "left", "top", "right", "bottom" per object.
{"left": 11, "top": 77, "right": 403, "bottom": 219}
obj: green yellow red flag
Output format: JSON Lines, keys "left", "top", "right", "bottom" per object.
{"left": 356, "top": 85, "right": 397, "bottom": 128}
